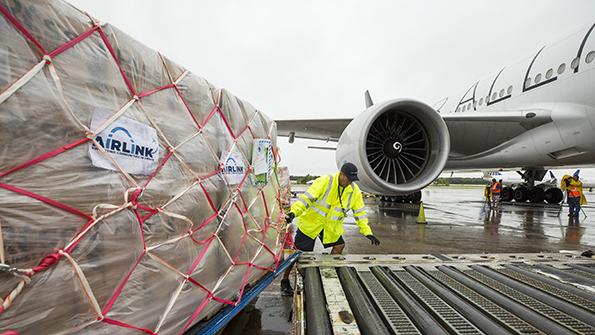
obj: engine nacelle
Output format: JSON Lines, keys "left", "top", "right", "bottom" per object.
{"left": 336, "top": 99, "right": 450, "bottom": 195}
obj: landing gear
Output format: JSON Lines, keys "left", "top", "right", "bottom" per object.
{"left": 545, "top": 188, "right": 563, "bottom": 204}
{"left": 380, "top": 191, "right": 421, "bottom": 204}
{"left": 527, "top": 187, "right": 545, "bottom": 203}
{"left": 513, "top": 186, "right": 528, "bottom": 202}
{"left": 408, "top": 191, "right": 422, "bottom": 203}
{"left": 501, "top": 168, "right": 563, "bottom": 204}
{"left": 501, "top": 187, "right": 514, "bottom": 202}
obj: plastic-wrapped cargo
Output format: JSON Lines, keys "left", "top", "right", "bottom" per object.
{"left": 277, "top": 166, "right": 292, "bottom": 209}
{"left": 0, "top": 0, "right": 289, "bottom": 334}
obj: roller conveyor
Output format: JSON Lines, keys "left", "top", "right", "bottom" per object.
{"left": 293, "top": 253, "right": 595, "bottom": 335}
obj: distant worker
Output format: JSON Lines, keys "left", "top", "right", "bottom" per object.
{"left": 280, "top": 162, "right": 381, "bottom": 295}
{"left": 561, "top": 170, "right": 587, "bottom": 217}
{"left": 484, "top": 183, "right": 492, "bottom": 208}
{"left": 490, "top": 179, "right": 502, "bottom": 208}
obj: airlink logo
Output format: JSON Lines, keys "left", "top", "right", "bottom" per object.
{"left": 225, "top": 156, "right": 244, "bottom": 174}
{"left": 93, "top": 126, "right": 157, "bottom": 161}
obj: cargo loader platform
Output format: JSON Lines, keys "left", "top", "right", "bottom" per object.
{"left": 292, "top": 253, "right": 595, "bottom": 335}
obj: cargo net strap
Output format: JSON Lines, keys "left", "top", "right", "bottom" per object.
{"left": 0, "top": 5, "right": 291, "bottom": 335}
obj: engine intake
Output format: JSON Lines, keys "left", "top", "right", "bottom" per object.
{"left": 336, "top": 99, "right": 450, "bottom": 195}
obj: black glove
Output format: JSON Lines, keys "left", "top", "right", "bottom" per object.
{"left": 565, "top": 179, "right": 571, "bottom": 187}
{"left": 366, "top": 235, "right": 380, "bottom": 246}
{"left": 285, "top": 212, "right": 295, "bottom": 224}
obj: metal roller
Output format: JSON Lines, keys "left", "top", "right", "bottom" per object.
{"left": 303, "top": 267, "right": 332, "bottom": 335}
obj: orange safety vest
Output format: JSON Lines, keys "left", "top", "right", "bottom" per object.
{"left": 491, "top": 182, "right": 501, "bottom": 194}
{"left": 568, "top": 185, "right": 580, "bottom": 198}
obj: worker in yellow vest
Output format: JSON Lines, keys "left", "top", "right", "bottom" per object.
{"left": 484, "top": 183, "right": 492, "bottom": 208}
{"left": 561, "top": 170, "right": 587, "bottom": 217}
{"left": 280, "top": 162, "right": 380, "bottom": 295}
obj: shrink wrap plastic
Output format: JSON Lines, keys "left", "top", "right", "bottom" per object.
{"left": 0, "top": 1, "right": 289, "bottom": 334}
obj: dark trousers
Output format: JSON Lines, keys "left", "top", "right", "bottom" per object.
{"left": 568, "top": 196, "right": 580, "bottom": 216}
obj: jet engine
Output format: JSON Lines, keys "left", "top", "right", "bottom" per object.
{"left": 336, "top": 99, "right": 450, "bottom": 195}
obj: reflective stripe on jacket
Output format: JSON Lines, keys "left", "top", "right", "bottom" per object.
{"left": 290, "top": 172, "right": 372, "bottom": 244}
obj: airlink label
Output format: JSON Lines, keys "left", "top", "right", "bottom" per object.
{"left": 220, "top": 151, "right": 245, "bottom": 185}
{"left": 89, "top": 111, "right": 159, "bottom": 175}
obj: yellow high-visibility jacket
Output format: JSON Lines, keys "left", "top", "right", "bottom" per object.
{"left": 561, "top": 175, "right": 587, "bottom": 205}
{"left": 290, "top": 173, "right": 372, "bottom": 244}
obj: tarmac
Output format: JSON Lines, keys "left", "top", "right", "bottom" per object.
{"left": 220, "top": 186, "right": 595, "bottom": 335}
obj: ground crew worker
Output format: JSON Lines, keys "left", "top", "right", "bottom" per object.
{"left": 490, "top": 179, "right": 501, "bottom": 208}
{"left": 280, "top": 162, "right": 380, "bottom": 295}
{"left": 562, "top": 170, "right": 587, "bottom": 217}
{"left": 484, "top": 183, "right": 492, "bottom": 208}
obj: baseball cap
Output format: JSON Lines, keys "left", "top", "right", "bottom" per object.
{"left": 340, "top": 162, "right": 359, "bottom": 181}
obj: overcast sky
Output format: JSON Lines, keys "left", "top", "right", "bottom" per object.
{"left": 70, "top": 0, "right": 595, "bottom": 178}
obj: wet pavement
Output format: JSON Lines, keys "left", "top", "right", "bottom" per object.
{"left": 221, "top": 186, "right": 595, "bottom": 335}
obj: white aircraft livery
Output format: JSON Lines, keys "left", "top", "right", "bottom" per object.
{"left": 277, "top": 21, "right": 595, "bottom": 204}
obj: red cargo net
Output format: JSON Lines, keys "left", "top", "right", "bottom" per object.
{"left": 0, "top": 4, "right": 292, "bottom": 335}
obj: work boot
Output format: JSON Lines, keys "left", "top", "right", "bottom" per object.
{"left": 280, "top": 278, "right": 294, "bottom": 296}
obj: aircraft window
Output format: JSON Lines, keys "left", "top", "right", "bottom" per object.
{"left": 571, "top": 57, "right": 580, "bottom": 69}
{"left": 462, "top": 105, "right": 466, "bottom": 112}
{"left": 499, "top": 89, "right": 505, "bottom": 97}
{"left": 456, "top": 107, "right": 460, "bottom": 113}
{"left": 558, "top": 63, "right": 566, "bottom": 74}
{"left": 587, "top": 51, "right": 595, "bottom": 63}
{"left": 535, "top": 73, "right": 542, "bottom": 84}
{"left": 545, "top": 68, "right": 553, "bottom": 79}
{"left": 479, "top": 98, "right": 484, "bottom": 106}
{"left": 468, "top": 102, "right": 472, "bottom": 110}
{"left": 507, "top": 85, "right": 513, "bottom": 94}
{"left": 525, "top": 77, "right": 531, "bottom": 87}
{"left": 491, "top": 92, "right": 497, "bottom": 100}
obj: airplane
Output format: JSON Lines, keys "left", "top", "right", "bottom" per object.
{"left": 277, "top": 21, "right": 595, "bottom": 204}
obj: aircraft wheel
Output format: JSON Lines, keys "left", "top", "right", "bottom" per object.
{"left": 545, "top": 188, "right": 564, "bottom": 204}
{"left": 501, "top": 187, "right": 514, "bottom": 202}
{"left": 528, "top": 187, "right": 545, "bottom": 203}
{"left": 513, "top": 186, "right": 528, "bottom": 202}
{"left": 410, "top": 191, "right": 422, "bottom": 203}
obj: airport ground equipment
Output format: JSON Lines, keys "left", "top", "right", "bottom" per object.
{"left": 293, "top": 252, "right": 595, "bottom": 335}
{"left": 0, "top": 1, "right": 290, "bottom": 333}
{"left": 186, "top": 252, "right": 301, "bottom": 335}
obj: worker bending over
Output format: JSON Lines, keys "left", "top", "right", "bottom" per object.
{"left": 562, "top": 170, "right": 587, "bottom": 217}
{"left": 280, "top": 162, "right": 380, "bottom": 295}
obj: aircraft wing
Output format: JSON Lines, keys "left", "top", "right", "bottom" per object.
{"left": 275, "top": 118, "right": 352, "bottom": 142}
{"left": 275, "top": 109, "right": 551, "bottom": 142}
{"left": 441, "top": 110, "right": 551, "bottom": 129}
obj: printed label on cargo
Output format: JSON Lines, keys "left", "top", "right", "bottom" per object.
{"left": 252, "top": 139, "right": 273, "bottom": 185}
{"left": 220, "top": 150, "right": 246, "bottom": 185}
{"left": 89, "top": 111, "right": 159, "bottom": 175}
